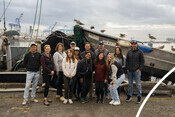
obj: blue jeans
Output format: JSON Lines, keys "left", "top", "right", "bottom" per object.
{"left": 104, "top": 82, "right": 109, "bottom": 96}
{"left": 127, "top": 71, "right": 142, "bottom": 97}
{"left": 23, "top": 71, "right": 40, "bottom": 101}
{"left": 110, "top": 74, "right": 125, "bottom": 102}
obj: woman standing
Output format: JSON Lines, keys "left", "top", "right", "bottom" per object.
{"left": 74, "top": 47, "right": 82, "bottom": 61}
{"left": 107, "top": 53, "right": 125, "bottom": 105}
{"left": 73, "top": 47, "right": 82, "bottom": 100}
{"left": 40, "top": 45, "right": 54, "bottom": 106}
{"left": 114, "top": 46, "right": 126, "bottom": 95}
{"left": 114, "top": 46, "right": 126, "bottom": 73}
{"left": 62, "top": 49, "right": 78, "bottom": 104}
{"left": 94, "top": 52, "right": 108, "bottom": 103}
{"left": 53, "top": 43, "right": 66, "bottom": 101}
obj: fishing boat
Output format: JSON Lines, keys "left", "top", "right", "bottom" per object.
{"left": 76, "top": 26, "right": 175, "bottom": 82}
{"left": 1, "top": 25, "right": 175, "bottom": 83}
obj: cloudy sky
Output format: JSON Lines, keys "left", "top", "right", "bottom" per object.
{"left": 0, "top": 0, "right": 175, "bottom": 41}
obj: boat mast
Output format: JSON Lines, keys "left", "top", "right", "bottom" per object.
{"left": 2, "top": 0, "right": 12, "bottom": 70}
{"left": 3, "top": 0, "right": 7, "bottom": 33}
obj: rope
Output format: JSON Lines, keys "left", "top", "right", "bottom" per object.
{"left": 0, "top": 0, "right": 12, "bottom": 22}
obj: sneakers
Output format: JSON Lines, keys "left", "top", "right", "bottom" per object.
{"left": 22, "top": 100, "right": 27, "bottom": 106}
{"left": 126, "top": 95, "right": 131, "bottom": 102}
{"left": 60, "top": 96, "right": 65, "bottom": 102}
{"left": 43, "top": 100, "right": 50, "bottom": 106}
{"left": 63, "top": 99, "right": 73, "bottom": 104}
{"left": 63, "top": 99, "right": 68, "bottom": 104}
{"left": 113, "top": 101, "right": 121, "bottom": 106}
{"left": 31, "top": 99, "right": 38, "bottom": 103}
{"left": 80, "top": 98, "right": 86, "bottom": 104}
{"left": 22, "top": 99, "right": 38, "bottom": 105}
{"left": 68, "top": 99, "right": 73, "bottom": 104}
{"left": 84, "top": 97, "right": 89, "bottom": 103}
{"left": 109, "top": 100, "right": 115, "bottom": 105}
{"left": 137, "top": 96, "right": 141, "bottom": 104}
{"left": 47, "top": 99, "right": 52, "bottom": 103}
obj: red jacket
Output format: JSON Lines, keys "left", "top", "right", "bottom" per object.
{"left": 94, "top": 60, "right": 108, "bottom": 81}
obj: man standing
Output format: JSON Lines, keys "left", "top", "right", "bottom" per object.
{"left": 81, "top": 42, "right": 95, "bottom": 61}
{"left": 70, "top": 41, "right": 76, "bottom": 50}
{"left": 94, "top": 41, "right": 109, "bottom": 59}
{"left": 126, "top": 40, "right": 145, "bottom": 104}
{"left": 77, "top": 52, "right": 93, "bottom": 103}
{"left": 22, "top": 43, "right": 41, "bottom": 105}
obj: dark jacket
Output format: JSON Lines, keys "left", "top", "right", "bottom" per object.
{"left": 109, "top": 61, "right": 123, "bottom": 79}
{"left": 94, "top": 59, "right": 108, "bottom": 81}
{"left": 80, "top": 51, "right": 96, "bottom": 62}
{"left": 23, "top": 52, "right": 41, "bottom": 72}
{"left": 77, "top": 58, "right": 92, "bottom": 79}
{"left": 126, "top": 48, "right": 145, "bottom": 72}
{"left": 40, "top": 53, "right": 54, "bottom": 74}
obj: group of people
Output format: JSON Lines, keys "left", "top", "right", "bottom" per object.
{"left": 22, "top": 39, "right": 144, "bottom": 106}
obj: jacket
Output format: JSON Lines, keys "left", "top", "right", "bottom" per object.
{"left": 80, "top": 51, "right": 96, "bottom": 62}
{"left": 40, "top": 53, "right": 54, "bottom": 74}
{"left": 94, "top": 48, "right": 109, "bottom": 59}
{"left": 94, "top": 59, "right": 108, "bottom": 81}
{"left": 109, "top": 61, "right": 123, "bottom": 79}
{"left": 126, "top": 48, "right": 145, "bottom": 72}
{"left": 23, "top": 52, "right": 41, "bottom": 72}
{"left": 77, "top": 58, "right": 93, "bottom": 79}
{"left": 62, "top": 58, "right": 78, "bottom": 77}
{"left": 53, "top": 51, "right": 66, "bottom": 72}
{"left": 114, "top": 55, "right": 126, "bottom": 68}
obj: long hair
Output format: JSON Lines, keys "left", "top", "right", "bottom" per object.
{"left": 106, "top": 53, "right": 116, "bottom": 70}
{"left": 114, "top": 47, "right": 123, "bottom": 59}
{"left": 55, "top": 42, "right": 65, "bottom": 52}
{"left": 95, "top": 52, "right": 105, "bottom": 65}
{"left": 66, "top": 49, "right": 75, "bottom": 63}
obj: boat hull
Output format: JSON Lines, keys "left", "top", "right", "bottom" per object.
{"left": 82, "top": 28, "right": 175, "bottom": 82}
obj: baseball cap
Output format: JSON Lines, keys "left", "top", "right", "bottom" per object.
{"left": 130, "top": 40, "right": 137, "bottom": 44}
{"left": 99, "top": 41, "right": 104, "bottom": 45}
{"left": 74, "top": 47, "right": 80, "bottom": 51}
{"left": 30, "top": 43, "right": 37, "bottom": 47}
{"left": 70, "top": 41, "right": 76, "bottom": 45}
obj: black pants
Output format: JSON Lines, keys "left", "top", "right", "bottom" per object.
{"left": 43, "top": 73, "right": 52, "bottom": 98}
{"left": 95, "top": 81, "right": 104, "bottom": 100}
{"left": 74, "top": 75, "right": 81, "bottom": 97}
{"left": 57, "top": 71, "right": 64, "bottom": 96}
{"left": 64, "top": 75, "right": 76, "bottom": 99}
{"left": 81, "top": 77, "right": 90, "bottom": 98}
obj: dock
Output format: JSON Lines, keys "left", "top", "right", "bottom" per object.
{"left": 0, "top": 91, "right": 175, "bottom": 117}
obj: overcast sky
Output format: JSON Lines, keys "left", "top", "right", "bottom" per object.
{"left": 0, "top": 0, "right": 175, "bottom": 41}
